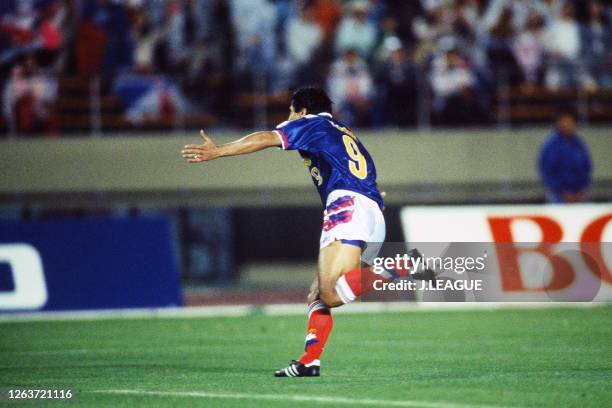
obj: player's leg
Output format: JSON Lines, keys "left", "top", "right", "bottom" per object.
{"left": 307, "top": 275, "right": 319, "bottom": 305}
{"left": 274, "top": 276, "right": 328, "bottom": 377}
{"left": 296, "top": 242, "right": 362, "bottom": 367}
{"left": 320, "top": 239, "right": 439, "bottom": 307}
{"left": 317, "top": 240, "right": 362, "bottom": 307}
{"left": 318, "top": 240, "right": 400, "bottom": 306}
{"left": 315, "top": 190, "right": 388, "bottom": 307}
{"left": 332, "top": 245, "right": 438, "bottom": 305}
{"left": 275, "top": 191, "right": 389, "bottom": 377}
{"left": 274, "top": 242, "right": 357, "bottom": 377}
{"left": 275, "top": 246, "right": 422, "bottom": 377}
{"left": 300, "top": 276, "right": 334, "bottom": 364}
{"left": 282, "top": 241, "right": 373, "bottom": 375}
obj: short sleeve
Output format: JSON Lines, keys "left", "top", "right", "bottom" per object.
{"left": 274, "top": 116, "right": 323, "bottom": 151}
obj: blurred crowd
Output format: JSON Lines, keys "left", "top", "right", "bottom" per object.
{"left": 1, "top": 0, "right": 611, "bottom": 134}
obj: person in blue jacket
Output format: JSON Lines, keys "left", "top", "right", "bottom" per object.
{"left": 538, "top": 109, "right": 593, "bottom": 203}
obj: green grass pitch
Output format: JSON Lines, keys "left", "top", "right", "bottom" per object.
{"left": 1, "top": 306, "right": 611, "bottom": 407}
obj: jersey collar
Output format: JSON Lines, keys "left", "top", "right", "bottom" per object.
{"left": 318, "top": 112, "right": 332, "bottom": 118}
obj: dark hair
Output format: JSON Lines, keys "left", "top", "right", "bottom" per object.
{"left": 291, "top": 87, "right": 333, "bottom": 115}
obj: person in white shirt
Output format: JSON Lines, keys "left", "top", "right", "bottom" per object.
{"left": 285, "top": 6, "right": 323, "bottom": 73}
{"left": 328, "top": 48, "right": 374, "bottom": 126}
{"left": 542, "top": 2, "right": 581, "bottom": 89}
{"left": 512, "top": 11, "right": 545, "bottom": 87}
{"left": 335, "top": 1, "right": 377, "bottom": 58}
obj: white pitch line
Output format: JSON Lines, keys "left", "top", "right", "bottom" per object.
{"left": 90, "top": 389, "right": 513, "bottom": 408}
{"left": 0, "top": 302, "right": 608, "bottom": 323}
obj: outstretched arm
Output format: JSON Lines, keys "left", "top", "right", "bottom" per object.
{"left": 181, "top": 130, "right": 281, "bottom": 163}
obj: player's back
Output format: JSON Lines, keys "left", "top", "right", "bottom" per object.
{"left": 275, "top": 113, "right": 383, "bottom": 209}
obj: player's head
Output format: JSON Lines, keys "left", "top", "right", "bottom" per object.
{"left": 555, "top": 106, "right": 576, "bottom": 137}
{"left": 288, "top": 87, "right": 333, "bottom": 121}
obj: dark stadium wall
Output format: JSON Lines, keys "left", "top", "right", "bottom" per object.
{"left": 233, "top": 206, "right": 407, "bottom": 263}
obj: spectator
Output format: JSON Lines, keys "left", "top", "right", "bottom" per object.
{"left": 132, "top": 6, "right": 160, "bottom": 72}
{"left": 580, "top": 0, "right": 612, "bottom": 90}
{"left": 0, "top": 2, "right": 38, "bottom": 65}
{"left": 335, "top": 1, "right": 377, "bottom": 58}
{"left": 311, "top": 0, "right": 342, "bottom": 43}
{"left": 512, "top": 11, "right": 545, "bottom": 89}
{"left": 1, "top": 0, "right": 612, "bottom": 134}
{"left": 165, "top": 0, "right": 191, "bottom": 71}
{"left": 147, "top": 0, "right": 211, "bottom": 78}
{"left": 179, "top": 0, "right": 235, "bottom": 77}
{"left": 452, "top": 0, "right": 481, "bottom": 42}
{"left": 374, "top": 42, "right": 417, "bottom": 126}
{"left": 543, "top": 2, "right": 580, "bottom": 89}
{"left": 411, "top": 4, "right": 454, "bottom": 63}
{"left": 328, "top": 48, "right": 374, "bottom": 127}
{"left": 74, "top": 3, "right": 108, "bottom": 76}
{"left": 430, "top": 47, "right": 485, "bottom": 124}
{"left": 537, "top": 0, "right": 563, "bottom": 26}
{"left": 273, "top": 0, "right": 297, "bottom": 56}
{"left": 285, "top": 5, "right": 323, "bottom": 76}
{"left": 482, "top": 0, "right": 537, "bottom": 33}
{"left": 79, "top": 0, "right": 134, "bottom": 76}
{"left": 36, "top": 0, "right": 64, "bottom": 67}
{"left": 113, "top": 73, "right": 191, "bottom": 126}
{"left": 0, "top": 0, "right": 70, "bottom": 68}
{"left": 366, "top": 0, "right": 387, "bottom": 27}
{"left": 538, "top": 109, "right": 592, "bottom": 203}
{"left": 230, "top": 0, "right": 277, "bottom": 74}
{"left": 2, "top": 55, "right": 58, "bottom": 136}
{"left": 485, "top": 4, "right": 523, "bottom": 88}
{"left": 372, "top": 16, "right": 400, "bottom": 61}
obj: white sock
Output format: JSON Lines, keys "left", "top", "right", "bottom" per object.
{"left": 335, "top": 275, "right": 356, "bottom": 304}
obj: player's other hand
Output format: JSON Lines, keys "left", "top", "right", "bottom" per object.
{"left": 182, "top": 130, "right": 219, "bottom": 163}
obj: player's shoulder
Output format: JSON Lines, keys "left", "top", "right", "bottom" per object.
{"left": 275, "top": 114, "right": 332, "bottom": 132}
{"left": 320, "top": 114, "right": 357, "bottom": 140}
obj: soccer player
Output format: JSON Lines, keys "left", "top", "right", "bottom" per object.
{"left": 181, "top": 88, "right": 433, "bottom": 377}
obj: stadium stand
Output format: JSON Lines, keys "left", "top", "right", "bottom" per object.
{"left": 1, "top": 0, "right": 611, "bottom": 135}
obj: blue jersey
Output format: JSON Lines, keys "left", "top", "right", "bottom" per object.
{"left": 275, "top": 113, "right": 384, "bottom": 209}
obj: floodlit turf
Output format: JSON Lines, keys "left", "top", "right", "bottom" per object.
{"left": 1, "top": 306, "right": 611, "bottom": 408}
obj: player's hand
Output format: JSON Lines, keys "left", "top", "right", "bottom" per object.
{"left": 181, "top": 130, "right": 219, "bottom": 163}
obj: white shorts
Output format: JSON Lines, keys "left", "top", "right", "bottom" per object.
{"left": 320, "top": 189, "right": 386, "bottom": 265}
